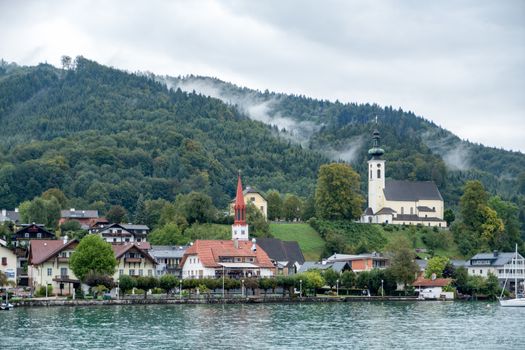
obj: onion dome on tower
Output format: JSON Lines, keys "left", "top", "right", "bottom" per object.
{"left": 368, "top": 129, "right": 385, "bottom": 159}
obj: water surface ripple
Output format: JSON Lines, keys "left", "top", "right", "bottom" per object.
{"left": 0, "top": 302, "right": 523, "bottom": 349}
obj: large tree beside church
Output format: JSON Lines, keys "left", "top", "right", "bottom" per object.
{"left": 314, "top": 163, "right": 364, "bottom": 220}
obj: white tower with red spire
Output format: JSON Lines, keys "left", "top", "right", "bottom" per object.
{"left": 232, "top": 173, "right": 249, "bottom": 241}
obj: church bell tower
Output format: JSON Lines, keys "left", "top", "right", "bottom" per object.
{"left": 367, "top": 129, "right": 386, "bottom": 213}
{"left": 232, "top": 173, "right": 249, "bottom": 241}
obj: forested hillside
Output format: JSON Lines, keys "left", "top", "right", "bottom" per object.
{"left": 0, "top": 58, "right": 327, "bottom": 211}
{"left": 167, "top": 75, "right": 525, "bottom": 208}
{"left": 0, "top": 58, "right": 524, "bottom": 231}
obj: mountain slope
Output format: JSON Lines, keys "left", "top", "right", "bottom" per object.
{"left": 0, "top": 58, "right": 327, "bottom": 210}
{"left": 165, "top": 75, "right": 525, "bottom": 205}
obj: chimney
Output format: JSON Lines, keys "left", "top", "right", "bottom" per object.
{"left": 234, "top": 238, "right": 239, "bottom": 249}
{"left": 63, "top": 235, "right": 68, "bottom": 244}
{"left": 15, "top": 208, "right": 19, "bottom": 213}
{"left": 251, "top": 238, "right": 257, "bottom": 252}
{"left": 493, "top": 250, "right": 499, "bottom": 257}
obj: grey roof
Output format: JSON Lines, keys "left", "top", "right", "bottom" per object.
{"left": 417, "top": 206, "right": 436, "bottom": 212}
{"left": 297, "top": 261, "right": 350, "bottom": 273}
{"left": 0, "top": 210, "right": 20, "bottom": 223}
{"left": 393, "top": 214, "right": 444, "bottom": 222}
{"left": 150, "top": 245, "right": 188, "bottom": 259}
{"left": 383, "top": 180, "right": 443, "bottom": 201}
{"left": 415, "top": 259, "right": 428, "bottom": 271}
{"left": 326, "top": 253, "right": 388, "bottom": 262}
{"left": 364, "top": 207, "right": 374, "bottom": 215}
{"left": 121, "top": 224, "right": 150, "bottom": 231}
{"left": 468, "top": 252, "right": 521, "bottom": 266}
{"left": 60, "top": 210, "right": 99, "bottom": 218}
{"left": 451, "top": 260, "right": 467, "bottom": 267}
{"left": 257, "top": 238, "right": 305, "bottom": 265}
{"left": 376, "top": 207, "right": 396, "bottom": 215}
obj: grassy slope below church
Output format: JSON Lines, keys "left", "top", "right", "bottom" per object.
{"left": 271, "top": 221, "right": 463, "bottom": 261}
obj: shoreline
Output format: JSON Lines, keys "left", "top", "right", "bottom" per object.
{"left": 10, "top": 295, "right": 455, "bottom": 308}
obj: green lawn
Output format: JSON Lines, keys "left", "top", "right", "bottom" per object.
{"left": 270, "top": 223, "right": 325, "bottom": 261}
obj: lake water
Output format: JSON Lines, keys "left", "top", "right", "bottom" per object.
{"left": 0, "top": 302, "right": 523, "bottom": 349}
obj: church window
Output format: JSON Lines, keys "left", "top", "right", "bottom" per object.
{"left": 370, "top": 170, "right": 372, "bottom": 179}
{"left": 410, "top": 207, "right": 413, "bottom": 215}
{"left": 377, "top": 169, "right": 381, "bottom": 179}
{"left": 377, "top": 164, "right": 381, "bottom": 168}
{"left": 401, "top": 207, "right": 404, "bottom": 214}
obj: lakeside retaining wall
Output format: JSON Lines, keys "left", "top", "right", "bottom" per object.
{"left": 13, "top": 296, "right": 420, "bottom": 308}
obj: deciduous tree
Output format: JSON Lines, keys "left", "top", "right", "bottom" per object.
{"left": 70, "top": 235, "right": 117, "bottom": 282}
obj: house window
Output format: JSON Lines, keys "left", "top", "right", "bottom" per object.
{"left": 61, "top": 267, "right": 68, "bottom": 276}
{"left": 1, "top": 257, "right": 7, "bottom": 266}
{"left": 47, "top": 268, "right": 52, "bottom": 276}
{"left": 148, "top": 269, "right": 152, "bottom": 276}
{"left": 480, "top": 270, "right": 482, "bottom": 274}
{"left": 119, "top": 269, "right": 124, "bottom": 276}
{"left": 260, "top": 206, "right": 264, "bottom": 211}
{"left": 139, "top": 269, "right": 143, "bottom": 276}
{"left": 251, "top": 197, "right": 255, "bottom": 202}
{"left": 129, "top": 269, "right": 135, "bottom": 276}
{"left": 25, "top": 233, "right": 30, "bottom": 238}
{"left": 37, "top": 233, "right": 42, "bottom": 238}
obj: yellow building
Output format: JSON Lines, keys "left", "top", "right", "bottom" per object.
{"left": 28, "top": 238, "right": 79, "bottom": 295}
{"left": 361, "top": 130, "right": 447, "bottom": 227}
{"left": 230, "top": 186, "right": 267, "bottom": 218}
{"left": 28, "top": 238, "right": 156, "bottom": 295}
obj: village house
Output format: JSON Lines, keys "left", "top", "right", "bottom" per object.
{"left": 256, "top": 238, "right": 304, "bottom": 275}
{"left": 360, "top": 129, "right": 447, "bottom": 227}
{"left": 149, "top": 245, "right": 188, "bottom": 277}
{"left": 0, "top": 239, "right": 17, "bottom": 285}
{"left": 325, "top": 253, "right": 389, "bottom": 272}
{"left": 230, "top": 185, "right": 268, "bottom": 218}
{"left": 12, "top": 223, "right": 56, "bottom": 286}
{"left": 181, "top": 174, "right": 274, "bottom": 279}
{"left": 467, "top": 250, "right": 525, "bottom": 291}
{"left": 58, "top": 209, "right": 102, "bottom": 229}
{"left": 413, "top": 275, "right": 454, "bottom": 300}
{"left": 89, "top": 223, "right": 150, "bottom": 244}
{"left": 28, "top": 237, "right": 80, "bottom": 295}
{"left": 112, "top": 242, "right": 156, "bottom": 279}
{"left": 0, "top": 208, "right": 20, "bottom": 224}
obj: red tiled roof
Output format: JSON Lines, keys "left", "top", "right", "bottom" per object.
{"left": 181, "top": 240, "right": 274, "bottom": 269}
{"left": 412, "top": 276, "right": 452, "bottom": 287}
{"left": 29, "top": 239, "right": 78, "bottom": 265}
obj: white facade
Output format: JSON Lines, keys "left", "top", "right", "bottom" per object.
{"left": 367, "top": 159, "right": 386, "bottom": 213}
{"left": 182, "top": 254, "right": 216, "bottom": 278}
{"left": 0, "top": 244, "right": 17, "bottom": 285}
{"left": 232, "top": 224, "right": 249, "bottom": 241}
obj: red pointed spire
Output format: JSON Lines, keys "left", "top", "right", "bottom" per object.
{"left": 234, "top": 172, "right": 246, "bottom": 225}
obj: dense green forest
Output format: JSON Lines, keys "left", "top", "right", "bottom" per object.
{"left": 168, "top": 75, "right": 525, "bottom": 208}
{"left": 0, "top": 58, "right": 524, "bottom": 234}
{"left": 0, "top": 58, "right": 326, "bottom": 212}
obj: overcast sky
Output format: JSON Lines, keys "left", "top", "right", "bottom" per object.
{"left": 1, "top": 0, "right": 524, "bottom": 152}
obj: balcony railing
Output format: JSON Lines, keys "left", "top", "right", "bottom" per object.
{"left": 17, "top": 268, "right": 28, "bottom": 276}
{"left": 125, "top": 257, "right": 142, "bottom": 263}
{"left": 57, "top": 257, "right": 69, "bottom": 263}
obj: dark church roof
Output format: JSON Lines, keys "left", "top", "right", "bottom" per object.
{"left": 256, "top": 238, "right": 305, "bottom": 265}
{"left": 383, "top": 180, "right": 443, "bottom": 201}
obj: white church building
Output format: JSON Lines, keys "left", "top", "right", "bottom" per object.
{"left": 361, "top": 129, "right": 447, "bottom": 227}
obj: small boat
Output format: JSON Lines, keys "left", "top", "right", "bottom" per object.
{"left": 1, "top": 288, "right": 14, "bottom": 310}
{"left": 499, "top": 244, "right": 525, "bottom": 307}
